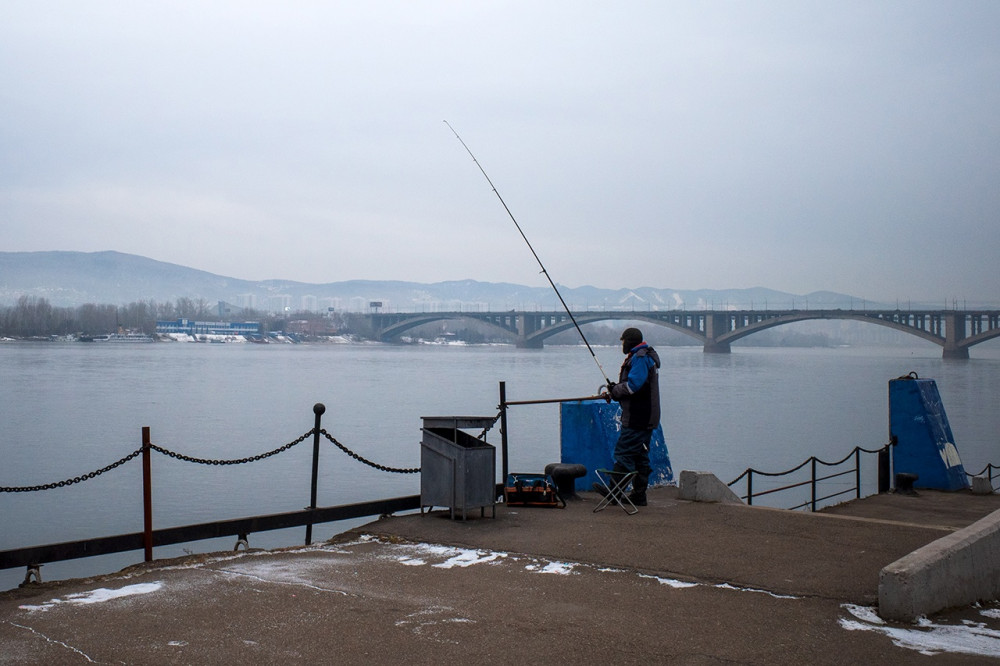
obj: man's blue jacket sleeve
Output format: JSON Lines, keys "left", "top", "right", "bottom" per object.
{"left": 626, "top": 355, "right": 651, "bottom": 393}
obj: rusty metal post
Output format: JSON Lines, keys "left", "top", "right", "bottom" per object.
{"left": 142, "top": 426, "right": 153, "bottom": 562}
{"left": 305, "top": 403, "right": 325, "bottom": 546}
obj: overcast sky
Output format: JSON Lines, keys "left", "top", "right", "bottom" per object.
{"left": 2, "top": 2, "right": 998, "bottom": 304}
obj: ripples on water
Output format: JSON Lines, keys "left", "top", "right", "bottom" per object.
{"left": 1, "top": 341, "right": 998, "bottom": 589}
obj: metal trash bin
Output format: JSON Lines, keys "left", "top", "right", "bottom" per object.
{"left": 420, "top": 416, "right": 497, "bottom": 520}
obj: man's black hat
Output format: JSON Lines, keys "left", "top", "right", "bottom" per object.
{"left": 621, "top": 327, "right": 643, "bottom": 346}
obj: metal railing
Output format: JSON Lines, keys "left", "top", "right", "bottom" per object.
{"left": 496, "top": 380, "right": 607, "bottom": 485}
{"left": 727, "top": 440, "right": 894, "bottom": 511}
{"left": 1, "top": 403, "right": 421, "bottom": 582}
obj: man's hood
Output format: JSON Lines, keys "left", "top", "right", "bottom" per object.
{"left": 632, "top": 343, "right": 661, "bottom": 369}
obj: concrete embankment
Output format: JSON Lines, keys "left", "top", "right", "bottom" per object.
{"left": 2, "top": 487, "right": 1000, "bottom": 663}
{"left": 879, "top": 497, "right": 1000, "bottom": 621}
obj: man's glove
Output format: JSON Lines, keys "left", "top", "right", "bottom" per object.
{"left": 605, "top": 381, "right": 617, "bottom": 402}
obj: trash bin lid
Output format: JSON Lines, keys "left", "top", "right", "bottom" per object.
{"left": 420, "top": 416, "right": 496, "bottom": 429}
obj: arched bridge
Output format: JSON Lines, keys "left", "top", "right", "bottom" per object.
{"left": 368, "top": 309, "right": 1000, "bottom": 359}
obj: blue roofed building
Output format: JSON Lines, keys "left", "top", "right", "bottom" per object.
{"left": 156, "top": 319, "right": 260, "bottom": 336}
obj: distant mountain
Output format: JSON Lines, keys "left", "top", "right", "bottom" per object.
{"left": 0, "top": 250, "right": 882, "bottom": 313}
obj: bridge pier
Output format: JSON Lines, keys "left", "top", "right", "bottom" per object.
{"left": 942, "top": 346, "right": 970, "bottom": 360}
{"left": 942, "top": 313, "right": 970, "bottom": 360}
{"left": 516, "top": 337, "right": 544, "bottom": 349}
{"left": 703, "top": 313, "right": 731, "bottom": 354}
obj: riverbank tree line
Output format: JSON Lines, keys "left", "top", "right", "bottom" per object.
{"left": 0, "top": 296, "right": 349, "bottom": 339}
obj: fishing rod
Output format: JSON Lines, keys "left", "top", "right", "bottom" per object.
{"left": 444, "top": 120, "right": 612, "bottom": 386}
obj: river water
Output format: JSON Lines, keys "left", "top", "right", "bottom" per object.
{"left": 2, "top": 340, "right": 998, "bottom": 591}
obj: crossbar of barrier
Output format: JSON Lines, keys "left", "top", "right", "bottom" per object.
{"left": 728, "top": 443, "right": 893, "bottom": 511}
{"left": 0, "top": 495, "right": 421, "bottom": 571}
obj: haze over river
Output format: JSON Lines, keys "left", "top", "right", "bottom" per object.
{"left": 2, "top": 340, "right": 998, "bottom": 591}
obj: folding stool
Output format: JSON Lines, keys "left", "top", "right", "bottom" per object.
{"left": 593, "top": 468, "right": 639, "bottom": 515}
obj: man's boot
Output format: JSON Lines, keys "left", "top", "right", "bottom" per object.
{"left": 628, "top": 473, "right": 648, "bottom": 506}
{"left": 592, "top": 480, "right": 621, "bottom": 503}
{"left": 592, "top": 467, "right": 627, "bottom": 503}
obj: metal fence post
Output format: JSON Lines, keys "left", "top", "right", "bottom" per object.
{"left": 855, "top": 448, "right": 862, "bottom": 499}
{"left": 878, "top": 445, "right": 891, "bottom": 493}
{"left": 305, "top": 403, "right": 325, "bottom": 546}
{"left": 746, "top": 470, "right": 753, "bottom": 506}
{"left": 499, "top": 382, "right": 509, "bottom": 490}
{"left": 810, "top": 457, "right": 817, "bottom": 512}
{"left": 142, "top": 426, "right": 153, "bottom": 562}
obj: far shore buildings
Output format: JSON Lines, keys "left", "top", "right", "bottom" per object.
{"left": 155, "top": 318, "right": 260, "bottom": 337}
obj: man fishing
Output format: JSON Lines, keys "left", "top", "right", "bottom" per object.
{"left": 446, "top": 125, "right": 663, "bottom": 507}
{"left": 597, "top": 327, "right": 661, "bottom": 506}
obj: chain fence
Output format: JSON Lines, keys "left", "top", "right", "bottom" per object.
{"left": 313, "top": 410, "right": 501, "bottom": 475}
{"left": 0, "top": 448, "right": 145, "bottom": 493}
{"left": 148, "top": 429, "right": 314, "bottom": 466}
{"left": 968, "top": 463, "right": 999, "bottom": 478}
{"left": 476, "top": 412, "right": 501, "bottom": 440}
{"left": 0, "top": 422, "right": 440, "bottom": 491}
{"left": 319, "top": 429, "right": 420, "bottom": 474}
{"left": 1, "top": 409, "right": 513, "bottom": 492}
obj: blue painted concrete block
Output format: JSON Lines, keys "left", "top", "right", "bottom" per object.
{"left": 888, "top": 376, "right": 969, "bottom": 491}
{"left": 559, "top": 400, "right": 673, "bottom": 491}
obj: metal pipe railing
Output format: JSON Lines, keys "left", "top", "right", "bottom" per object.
{"left": 0, "top": 495, "right": 422, "bottom": 572}
{"left": 497, "top": 380, "right": 606, "bottom": 497}
{"left": 728, "top": 441, "right": 894, "bottom": 511}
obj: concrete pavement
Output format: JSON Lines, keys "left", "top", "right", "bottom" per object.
{"left": 3, "top": 487, "right": 1000, "bottom": 664}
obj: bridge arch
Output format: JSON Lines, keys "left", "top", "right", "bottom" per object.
{"left": 963, "top": 328, "right": 1000, "bottom": 348}
{"left": 367, "top": 309, "right": 1000, "bottom": 359}
{"left": 713, "top": 312, "right": 944, "bottom": 348}
{"left": 518, "top": 313, "right": 707, "bottom": 348}
{"left": 375, "top": 313, "right": 519, "bottom": 341}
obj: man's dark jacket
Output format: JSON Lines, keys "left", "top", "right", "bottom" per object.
{"left": 609, "top": 342, "right": 660, "bottom": 429}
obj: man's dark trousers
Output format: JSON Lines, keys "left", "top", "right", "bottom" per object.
{"left": 612, "top": 427, "right": 653, "bottom": 496}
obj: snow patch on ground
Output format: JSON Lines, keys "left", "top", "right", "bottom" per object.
{"left": 525, "top": 561, "right": 578, "bottom": 575}
{"left": 840, "top": 604, "right": 1000, "bottom": 657}
{"left": 638, "top": 573, "right": 698, "bottom": 588}
{"left": 394, "top": 606, "right": 476, "bottom": 645}
{"left": 19, "top": 582, "right": 163, "bottom": 612}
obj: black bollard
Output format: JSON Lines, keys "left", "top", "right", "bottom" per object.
{"left": 894, "top": 472, "right": 919, "bottom": 496}
{"left": 544, "top": 463, "right": 588, "bottom": 500}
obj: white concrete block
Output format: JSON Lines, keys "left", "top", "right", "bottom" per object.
{"left": 678, "top": 470, "right": 743, "bottom": 504}
{"left": 971, "top": 476, "right": 995, "bottom": 495}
